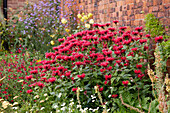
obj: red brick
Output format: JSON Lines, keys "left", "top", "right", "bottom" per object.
{"left": 152, "top": 6, "right": 159, "bottom": 12}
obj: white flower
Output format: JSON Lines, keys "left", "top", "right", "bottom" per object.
{"left": 61, "top": 18, "right": 67, "bottom": 24}
{"left": 89, "top": 19, "right": 94, "bottom": 24}
{"left": 44, "top": 93, "right": 48, "bottom": 97}
{"left": 77, "top": 105, "right": 81, "bottom": 108}
{"left": 91, "top": 95, "right": 96, "bottom": 99}
{"left": 61, "top": 107, "right": 66, "bottom": 111}
{"left": 89, "top": 108, "right": 93, "bottom": 111}
{"left": 92, "top": 100, "right": 95, "bottom": 102}
{"left": 61, "top": 103, "right": 66, "bottom": 107}
{"left": 40, "top": 107, "right": 45, "bottom": 110}
{"left": 85, "top": 24, "right": 90, "bottom": 29}
{"left": 108, "top": 95, "right": 111, "bottom": 98}
{"left": 69, "top": 102, "right": 74, "bottom": 106}
{"left": 70, "top": 98, "right": 74, "bottom": 102}
{"left": 12, "top": 107, "right": 18, "bottom": 110}
{"left": 107, "top": 109, "right": 110, "bottom": 112}
{"left": 58, "top": 93, "right": 62, "bottom": 98}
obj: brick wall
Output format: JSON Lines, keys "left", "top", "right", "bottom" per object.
{"left": 61, "top": 0, "right": 169, "bottom": 30}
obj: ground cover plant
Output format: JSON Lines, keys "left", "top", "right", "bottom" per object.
{"left": 1, "top": 18, "right": 169, "bottom": 113}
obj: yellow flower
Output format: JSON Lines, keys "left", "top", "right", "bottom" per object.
{"left": 77, "top": 14, "right": 82, "bottom": 19}
{"left": 88, "top": 13, "right": 93, "bottom": 18}
{"left": 2, "top": 101, "right": 10, "bottom": 109}
{"left": 61, "top": 18, "right": 67, "bottom": 24}
{"left": 63, "top": 37, "right": 65, "bottom": 40}
{"left": 89, "top": 19, "right": 94, "bottom": 24}
{"left": 50, "top": 35, "right": 55, "bottom": 38}
{"left": 85, "top": 24, "right": 90, "bottom": 29}
{"left": 82, "top": 15, "right": 88, "bottom": 20}
{"left": 82, "top": 13, "right": 85, "bottom": 15}
{"left": 50, "top": 40, "right": 55, "bottom": 45}
{"left": 36, "top": 59, "right": 41, "bottom": 63}
{"left": 81, "top": 18, "right": 84, "bottom": 22}
{"left": 65, "top": 29, "right": 70, "bottom": 32}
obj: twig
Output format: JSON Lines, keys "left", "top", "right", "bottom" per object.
{"left": 120, "top": 94, "right": 145, "bottom": 113}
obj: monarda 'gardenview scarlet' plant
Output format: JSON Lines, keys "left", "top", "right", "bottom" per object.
{"left": 0, "top": 21, "right": 158, "bottom": 112}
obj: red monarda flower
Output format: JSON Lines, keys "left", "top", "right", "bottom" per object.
{"left": 48, "top": 77, "right": 56, "bottom": 83}
{"left": 77, "top": 73, "right": 85, "bottom": 79}
{"left": 122, "top": 80, "right": 129, "bottom": 87}
{"left": 29, "top": 70, "right": 38, "bottom": 74}
{"left": 26, "top": 89, "right": 33, "bottom": 94}
{"left": 105, "top": 75, "right": 112, "bottom": 81}
{"left": 146, "top": 34, "right": 151, "bottom": 38}
{"left": 25, "top": 75, "right": 33, "bottom": 81}
{"left": 135, "top": 26, "right": 143, "bottom": 31}
{"left": 155, "top": 36, "right": 163, "bottom": 43}
{"left": 138, "top": 74, "right": 144, "bottom": 79}
{"left": 112, "top": 94, "right": 118, "bottom": 98}
{"left": 131, "top": 48, "right": 138, "bottom": 51}
{"left": 136, "top": 64, "right": 142, "bottom": 69}
{"left": 134, "top": 70, "right": 142, "bottom": 74}
{"left": 37, "top": 82, "right": 45, "bottom": 89}
{"left": 72, "top": 87, "right": 77, "bottom": 92}
{"left": 113, "top": 20, "right": 119, "bottom": 24}
{"left": 100, "top": 62, "right": 109, "bottom": 67}
{"left": 99, "top": 87, "right": 103, "bottom": 92}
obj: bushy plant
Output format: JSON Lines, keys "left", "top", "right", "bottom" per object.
{"left": 0, "top": 21, "right": 158, "bottom": 112}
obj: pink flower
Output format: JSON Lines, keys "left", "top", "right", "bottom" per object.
{"left": 26, "top": 89, "right": 33, "bottom": 94}
{"left": 77, "top": 73, "right": 86, "bottom": 79}
{"left": 48, "top": 77, "right": 56, "bottom": 83}
{"left": 72, "top": 87, "right": 77, "bottom": 92}
{"left": 155, "top": 36, "right": 163, "bottom": 43}
{"left": 134, "top": 70, "right": 142, "bottom": 74}
{"left": 37, "top": 82, "right": 45, "bottom": 89}
{"left": 136, "top": 64, "right": 142, "bottom": 69}
{"left": 25, "top": 75, "right": 33, "bottom": 81}
{"left": 131, "top": 48, "right": 138, "bottom": 51}
{"left": 112, "top": 94, "right": 118, "bottom": 98}
{"left": 105, "top": 75, "right": 112, "bottom": 81}
{"left": 122, "top": 80, "right": 129, "bottom": 87}
{"left": 100, "top": 62, "right": 109, "bottom": 67}
{"left": 29, "top": 70, "right": 38, "bottom": 74}
{"left": 113, "top": 20, "right": 119, "bottom": 24}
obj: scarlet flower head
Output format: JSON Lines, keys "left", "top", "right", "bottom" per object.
{"left": 72, "top": 87, "right": 77, "bottom": 92}
{"left": 99, "top": 87, "right": 103, "bottom": 92}
{"left": 29, "top": 70, "right": 38, "bottom": 74}
{"left": 131, "top": 48, "right": 138, "bottom": 51}
{"left": 138, "top": 74, "right": 144, "bottom": 79}
{"left": 135, "top": 26, "right": 143, "bottom": 32}
{"left": 122, "top": 80, "right": 129, "bottom": 87}
{"left": 146, "top": 34, "right": 151, "bottom": 38}
{"left": 37, "top": 82, "right": 45, "bottom": 89}
{"left": 25, "top": 75, "right": 33, "bottom": 81}
{"left": 134, "top": 70, "right": 142, "bottom": 74}
{"left": 113, "top": 20, "right": 119, "bottom": 24}
{"left": 77, "top": 73, "right": 86, "bottom": 79}
{"left": 48, "top": 77, "right": 56, "bottom": 83}
{"left": 155, "top": 36, "right": 163, "bottom": 43}
{"left": 136, "top": 64, "right": 142, "bottom": 69}
{"left": 26, "top": 89, "right": 33, "bottom": 94}
{"left": 100, "top": 62, "right": 109, "bottom": 67}
{"left": 105, "top": 75, "right": 112, "bottom": 81}
{"left": 112, "top": 94, "right": 118, "bottom": 98}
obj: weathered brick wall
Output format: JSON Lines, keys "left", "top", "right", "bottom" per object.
{"left": 66, "top": 0, "right": 169, "bottom": 29}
